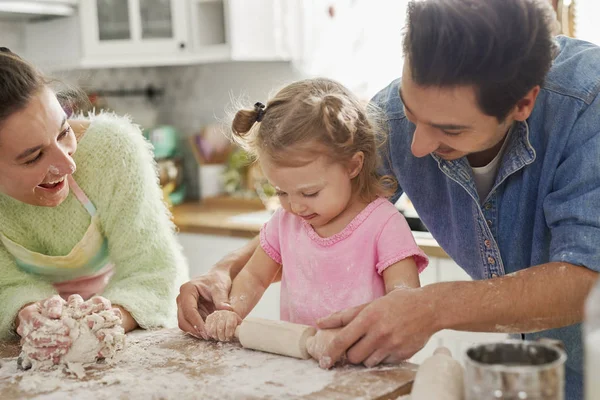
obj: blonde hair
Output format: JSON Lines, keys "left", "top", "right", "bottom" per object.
{"left": 231, "top": 78, "right": 396, "bottom": 202}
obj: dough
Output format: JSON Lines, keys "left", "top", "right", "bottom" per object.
{"left": 19, "top": 295, "right": 126, "bottom": 372}
{"left": 410, "top": 347, "right": 464, "bottom": 400}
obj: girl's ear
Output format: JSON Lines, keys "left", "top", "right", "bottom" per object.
{"left": 348, "top": 151, "right": 364, "bottom": 179}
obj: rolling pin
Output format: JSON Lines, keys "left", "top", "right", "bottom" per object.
{"left": 234, "top": 317, "right": 316, "bottom": 359}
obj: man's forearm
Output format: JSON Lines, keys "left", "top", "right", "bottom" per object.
{"left": 430, "top": 262, "right": 597, "bottom": 334}
{"left": 213, "top": 236, "right": 259, "bottom": 279}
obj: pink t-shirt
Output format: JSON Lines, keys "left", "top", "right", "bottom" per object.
{"left": 260, "top": 197, "right": 428, "bottom": 327}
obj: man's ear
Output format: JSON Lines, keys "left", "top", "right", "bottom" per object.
{"left": 511, "top": 85, "right": 540, "bottom": 122}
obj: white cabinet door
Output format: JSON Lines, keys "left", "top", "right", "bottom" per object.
{"left": 224, "top": 0, "right": 350, "bottom": 62}
{"left": 224, "top": 0, "right": 292, "bottom": 61}
{"left": 80, "top": 0, "right": 189, "bottom": 59}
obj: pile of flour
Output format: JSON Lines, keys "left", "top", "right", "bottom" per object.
{"left": 19, "top": 296, "right": 125, "bottom": 374}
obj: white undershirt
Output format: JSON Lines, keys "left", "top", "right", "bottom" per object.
{"left": 470, "top": 131, "right": 512, "bottom": 203}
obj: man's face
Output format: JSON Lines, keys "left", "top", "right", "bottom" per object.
{"left": 400, "top": 61, "right": 514, "bottom": 163}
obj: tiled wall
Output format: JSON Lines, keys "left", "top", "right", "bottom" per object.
{"left": 157, "top": 62, "right": 305, "bottom": 198}
{"left": 53, "top": 62, "right": 305, "bottom": 199}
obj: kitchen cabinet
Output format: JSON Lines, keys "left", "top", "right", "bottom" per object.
{"left": 21, "top": 0, "right": 364, "bottom": 70}
{"left": 224, "top": 0, "right": 293, "bottom": 61}
{"left": 187, "top": 0, "right": 351, "bottom": 63}
{"left": 24, "top": 0, "right": 190, "bottom": 70}
{"left": 79, "top": 0, "right": 189, "bottom": 59}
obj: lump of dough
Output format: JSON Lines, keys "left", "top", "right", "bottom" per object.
{"left": 19, "top": 297, "right": 126, "bottom": 371}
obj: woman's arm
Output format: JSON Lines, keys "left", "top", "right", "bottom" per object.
{"left": 114, "top": 306, "right": 138, "bottom": 332}
{"left": 90, "top": 116, "right": 189, "bottom": 330}
{"left": 0, "top": 245, "right": 56, "bottom": 340}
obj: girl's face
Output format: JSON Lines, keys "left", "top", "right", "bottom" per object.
{"left": 259, "top": 148, "right": 363, "bottom": 230}
{"left": 0, "top": 87, "right": 77, "bottom": 207}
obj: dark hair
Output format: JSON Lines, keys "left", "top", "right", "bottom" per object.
{"left": 0, "top": 47, "right": 89, "bottom": 130}
{"left": 403, "top": 0, "right": 556, "bottom": 121}
{"left": 0, "top": 47, "right": 45, "bottom": 128}
{"left": 231, "top": 78, "right": 397, "bottom": 202}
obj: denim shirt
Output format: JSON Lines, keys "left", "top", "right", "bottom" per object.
{"left": 374, "top": 36, "right": 600, "bottom": 396}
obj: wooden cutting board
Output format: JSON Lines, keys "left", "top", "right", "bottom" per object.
{"left": 0, "top": 329, "right": 416, "bottom": 399}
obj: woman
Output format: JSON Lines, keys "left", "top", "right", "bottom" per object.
{"left": 0, "top": 48, "right": 188, "bottom": 361}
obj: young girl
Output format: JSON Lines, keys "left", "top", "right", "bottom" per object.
{"left": 204, "top": 78, "right": 428, "bottom": 355}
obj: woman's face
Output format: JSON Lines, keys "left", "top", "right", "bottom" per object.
{"left": 0, "top": 87, "right": 77, "bottom": 207}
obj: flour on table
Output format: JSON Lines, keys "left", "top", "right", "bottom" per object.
{"left": 19, "top": 296, "right": 125, "bottom": 373}
{"left": 1, "top": 329, "right": 415, "bottom": 399}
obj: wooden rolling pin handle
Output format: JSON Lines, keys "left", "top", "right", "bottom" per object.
{"left": 234, "top": 317, "right": 317, "bottom": 359}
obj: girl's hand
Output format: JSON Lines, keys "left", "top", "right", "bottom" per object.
{"left": 205, "top": 310, "right": 242, "bottom": 342}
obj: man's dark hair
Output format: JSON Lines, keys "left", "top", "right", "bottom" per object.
{"left": 403, "top": 0, "right": 556, "bottom": 121}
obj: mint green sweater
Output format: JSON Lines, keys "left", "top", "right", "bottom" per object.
{"left": 0, "top": 114, "right": 189, "bottom": 340}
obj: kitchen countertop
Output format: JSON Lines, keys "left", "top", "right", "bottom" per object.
{"left": 172, "top": 197, "right": 449, "bottom": 259}
{"left": 0, "top": 329, "right": 417, "bottom": 399}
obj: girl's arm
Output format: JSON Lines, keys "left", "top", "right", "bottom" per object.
{"left": 382, "top": 257, "right": 421, "bottom": 293}
{"left": 229, "top": 246, "right": 281, "bottom": 318}
{"left": 205, "top": 245, "right": 281, "bottom": 341}
{"left": 375, "top": 208, "right": 428, "bottom": 294}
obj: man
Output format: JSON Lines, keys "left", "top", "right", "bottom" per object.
{"left": 178, "top": 0, "right": 600, "bottom": 397}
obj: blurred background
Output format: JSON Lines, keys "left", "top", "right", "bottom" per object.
{"left": 1, "top": 0, "right": 597, "bottom": 363}
{"left": 2, "top": 0, "right": 594, "bottom": 204}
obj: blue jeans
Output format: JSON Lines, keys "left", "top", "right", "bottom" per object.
{"left": 566, "top": 367, "right": 583, "bottom": 400}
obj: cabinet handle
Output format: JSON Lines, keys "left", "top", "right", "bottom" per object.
{"left": 179, "top": 42, "right": 186, "bottom": 50}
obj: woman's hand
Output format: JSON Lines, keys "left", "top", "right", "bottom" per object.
{"left": 17, "top": 295, "right": 129, "bottom": 364}
{"left": 17, "top": 295, "right": 71, "bottom": 364}
{"left": 205, "top": 310, "right": 242, "bottom": 342}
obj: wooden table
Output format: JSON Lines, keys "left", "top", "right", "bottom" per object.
{"left": 0, "top": 329, "right": 417, "bottom": 399}
{"left": 172, "top": 197, "right": 449, "bottom": 259}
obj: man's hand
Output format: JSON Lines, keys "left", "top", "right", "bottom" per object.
{"left": 306, "top": 328, "right": 344, "bottom": 369}
{"left": 316, "top": 287, "right": 438, "bottom": 368}
{"left": 177, "top": 268, "right": 234, "bottom": 340}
